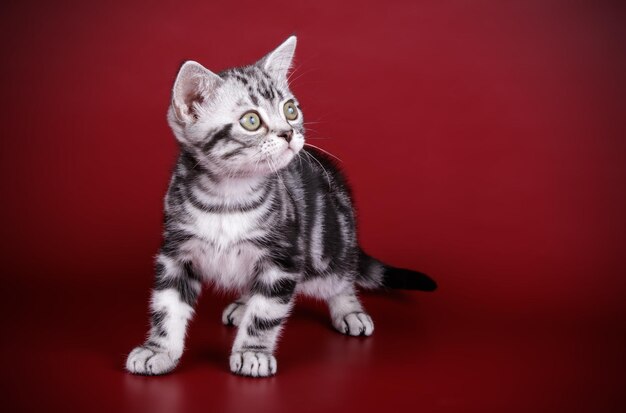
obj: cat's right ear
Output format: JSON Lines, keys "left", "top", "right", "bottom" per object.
{"left": 171, "top": 61, "right": 223, "bottom": 123}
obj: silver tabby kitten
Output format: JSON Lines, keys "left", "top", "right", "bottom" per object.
{"left": 126, "top": 36, "right": 436, "bottom": 378}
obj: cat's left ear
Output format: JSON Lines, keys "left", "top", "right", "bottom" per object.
{"left": 258, "top": 36, "right": 297, "bottom": 81}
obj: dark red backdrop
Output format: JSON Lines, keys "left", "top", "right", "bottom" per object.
{"left": 1, "top": 1, "right": 624, "bottom": 412}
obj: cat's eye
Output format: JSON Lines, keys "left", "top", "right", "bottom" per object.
{"left": 283, "top": 100, "right": 298, "bottom": 121}
{"left": 239, "top": 112, "right": 262, "bottom": 131}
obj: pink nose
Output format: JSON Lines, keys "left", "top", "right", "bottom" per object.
{"left": 277, "top": 129, "right": 293, "bottom": 143}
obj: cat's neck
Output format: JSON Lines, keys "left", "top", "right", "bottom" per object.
{"left": 180, "top": 148, "right": 273, "bottom": 201}
{"left": 196, "top": 172, "right": 270, "bottom": 200}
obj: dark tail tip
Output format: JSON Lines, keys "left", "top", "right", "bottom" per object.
{"left": 382, "top": 268, "right": 438, "bottom": 291}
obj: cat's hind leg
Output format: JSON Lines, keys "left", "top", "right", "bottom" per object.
{"left": 300, "top": 276, "right": 374, "bottom": 337}
{"left": 221, "top": 295, "right": 249, "bottom": 327}
{"left": 327, "top": 285, "right": 374, "bottom": 337}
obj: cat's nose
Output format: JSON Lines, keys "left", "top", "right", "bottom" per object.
{"left": 277, "top": 129, "right": 293, "bottom": 143}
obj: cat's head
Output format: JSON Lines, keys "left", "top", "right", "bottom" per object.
{"left": 167, "top": 36, "right": 304, "bottom": 178}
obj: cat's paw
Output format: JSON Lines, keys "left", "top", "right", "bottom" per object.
{"left": 126, "top": 346, "right": 178, "bottom": 375}
{"left": 333, "top": 312, "right": 374, "bottom": 336}
{"left": 222, "top": 301, "right": 247, "bottom": 327}
{"left": 230, "top": 351, "right": 277, "bottom": 377}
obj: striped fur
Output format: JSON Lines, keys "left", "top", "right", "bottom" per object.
{"left": 126, "top": 36, "right": 436, "bottom": 378}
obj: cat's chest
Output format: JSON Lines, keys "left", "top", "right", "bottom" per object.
{"left": 182, "top": 209, "right": 267, "bottom": 290}
{"left": 189, "top": 208, "right": 263, "bottom": 245}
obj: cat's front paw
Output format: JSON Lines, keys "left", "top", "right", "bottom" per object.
{"left": 333, "top": 312, "right": 374, "bottom": 336}
{"left": 230, "top": 351, "right": 277, "bottom": 377}
{"left": 126, "top": 346, "right": 178, "bottom": 375}
{"left": 222, "top": 301, "right": 247, "bottom": 327}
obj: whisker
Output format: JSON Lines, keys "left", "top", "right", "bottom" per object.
{"left": 266, "top": 158, "right": 295, "bottom": 201}
{"left": 304, "top": 143, "right": 343, "bottom": 163}
{"left": 296, "top": 151, "right": 303, "bottom": 170}
{"left": 286, "top": 63, "right": 305, "bottom": 83}
{"left": 252, "top": 148, "right": 265, "bottom": 172}
{"left": 287, "top": 66, "right": 317, "bottom": 85}
{"left": 302, "top": 149, "right": 331, "bottom": 189}
{"left": 288, "top": 68, "right": 317, "bottom": 85}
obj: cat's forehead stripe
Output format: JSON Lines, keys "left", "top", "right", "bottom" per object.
{"left": 248, "top": 92, "right": 259, "bottom": 106}
{"left": 224, "top": 66, "right": 284, "bottom": 105}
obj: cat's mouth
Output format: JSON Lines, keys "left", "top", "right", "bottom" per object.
{"left": 275, "top": 146, "right": 296, "bottom": 165}
{"left": 281, "top": 148, "right": 295, "bottom": 159}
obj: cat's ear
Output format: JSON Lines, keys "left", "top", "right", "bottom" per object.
{"left": 258, "top": 36, "right": 297, "bottom": 81}
{"left": 171, "top": 61, "right": 223, "bottom": 123}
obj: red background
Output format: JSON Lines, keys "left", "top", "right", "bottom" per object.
{"left": 1, "top": 0, "right": 625, "bottom": 412}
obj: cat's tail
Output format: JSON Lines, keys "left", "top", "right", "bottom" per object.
{"left": 356, "top": 249, "right": 437, "bottom": 291}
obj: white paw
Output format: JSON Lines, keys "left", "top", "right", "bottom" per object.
{"left": 222, "top": 301, "right": 247, "bottom": 327}
{"left": 126, "top": 346, "right": 178, "bottom": 375}
{"left": 333, "top": 312, "right": 374, "bottom": 336}
{"left": 230, "top": 351, "right": 277, "bottom": 377}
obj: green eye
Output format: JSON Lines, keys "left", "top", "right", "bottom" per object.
{"left": 239, "top": 112, "right": 262, "bottom": 131}
{"left": 283, "top": 100, "right": 298, "bottom": 121}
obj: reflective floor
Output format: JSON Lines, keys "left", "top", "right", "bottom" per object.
{"left": 3, "top": 279, "right": 623, "bottom": 413}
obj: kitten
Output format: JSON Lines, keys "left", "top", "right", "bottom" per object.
{"left": 126, "top": 36, "right": 436, "bottom": 378}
